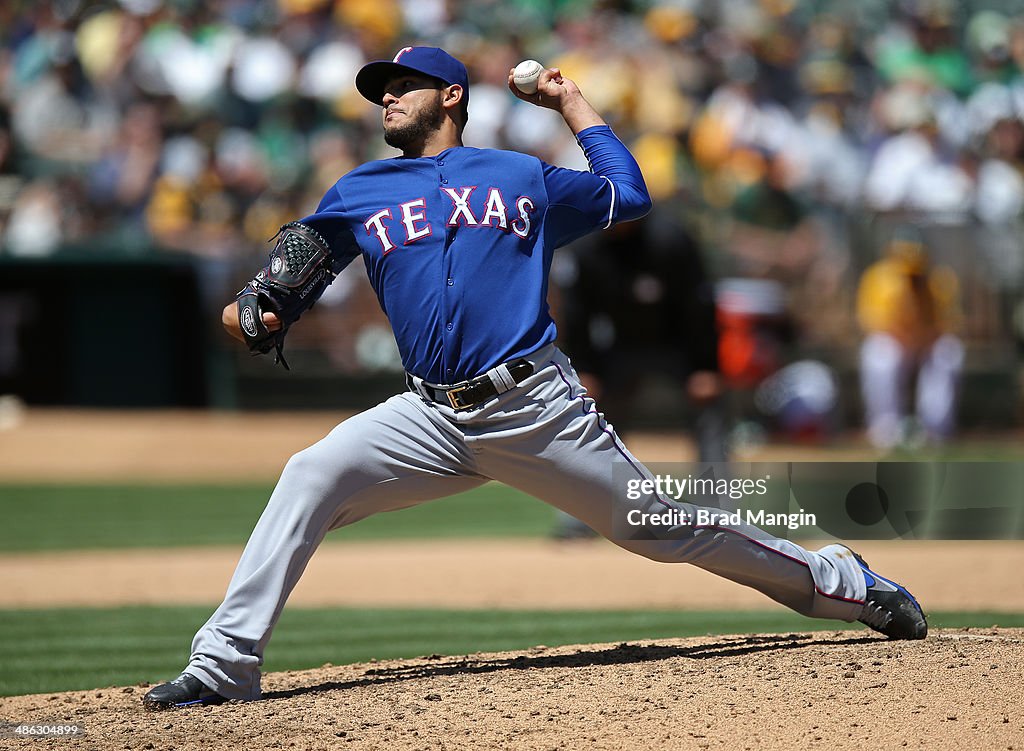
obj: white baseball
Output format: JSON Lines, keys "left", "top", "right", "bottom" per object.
{"left": 513, "top": 60, "right": 544, "bottom": 94}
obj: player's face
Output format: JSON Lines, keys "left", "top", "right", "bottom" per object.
{"left": 381, "top": 74, "right": 446, "bottom": 150}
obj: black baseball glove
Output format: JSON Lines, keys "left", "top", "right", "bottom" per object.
{"left": 237, "top": 221, "right": 339, "bottom": 370}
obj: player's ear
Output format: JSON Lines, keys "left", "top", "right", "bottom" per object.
{"left": 442, "top": 84, "right": 464, "bottom": 110}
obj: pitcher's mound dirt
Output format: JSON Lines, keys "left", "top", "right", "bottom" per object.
{"left": 2, "top": 629, "right": 1021, "bottom": 751}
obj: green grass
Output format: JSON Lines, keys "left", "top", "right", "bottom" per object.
{"left": 0, "top": 483, "right": 555, "bottom": 552}
{"left": 1, "top": 606, "right": 1020, "bottom": 697}
{"left": 3, "top": 466, "right": 1024, "bottom": 552}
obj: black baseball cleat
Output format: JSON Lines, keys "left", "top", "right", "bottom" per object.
{"left": 142, "top": 673, "right": 226, "bottom": 710}
{"left": 851, "top": 550, "right": 928, "bottom": 640}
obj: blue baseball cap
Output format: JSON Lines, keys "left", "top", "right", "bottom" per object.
{"left": 356, "top": 46, "right": 470, "bottom": 107}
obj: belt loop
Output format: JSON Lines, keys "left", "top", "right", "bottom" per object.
{"left": 486, "top": 363, "right": 518, "bottom": 394}
{"left": 406, "top": 372, "right": 431, "bottom": 401}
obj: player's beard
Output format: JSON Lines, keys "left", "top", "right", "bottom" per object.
{"left": 384, "top": 95, "right": 445, "bottom": 151}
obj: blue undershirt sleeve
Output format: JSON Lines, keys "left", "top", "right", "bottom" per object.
{"left": 575, "top": 124, "right": 652, "bottom": 224}
{"left": 542, "top": 125, "right": 652, "bottom": 247}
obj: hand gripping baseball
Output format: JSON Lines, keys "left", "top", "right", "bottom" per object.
{"left": 236, "top": 221, "right": 338, "bottom": 370}
{"left": 507, "top": 65, "right": 572, "bottom": 108}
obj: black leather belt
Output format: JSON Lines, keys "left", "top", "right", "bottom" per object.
{"left": 407, "top": 359, "right": 534, "bottom": 410}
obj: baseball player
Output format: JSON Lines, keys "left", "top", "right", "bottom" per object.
{"left": 143, "top": 47, "right": 926, "bottom": 710}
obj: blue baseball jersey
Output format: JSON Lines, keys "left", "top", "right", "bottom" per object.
{"left": 301, "top": 125, "right": 651, "bottom": 384}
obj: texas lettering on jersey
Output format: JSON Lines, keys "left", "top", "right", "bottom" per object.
{"left": 363, "top": 186, "right": 536, "bottom": 254}
{"left": 298, "top": 133, "right": 638, "bottom": 382}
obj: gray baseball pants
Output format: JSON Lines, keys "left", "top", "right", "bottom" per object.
{"left": 185, "top": 343, "right": 866, "bottom": 700}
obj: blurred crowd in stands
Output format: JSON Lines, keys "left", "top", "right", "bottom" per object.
{"left": 2, "top": 0, "right": 1023, "bottom": 439}
{"left": 5, "top": 0, "right": 1024, "bottom": 253}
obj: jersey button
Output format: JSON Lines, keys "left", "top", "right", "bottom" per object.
{"left": 441, "top": 178, "right": 448, "bottom": 184}
{"left": 437, "top": 160, "right": 445, "bottom": 166}
{"left": 447, "top": 277, "right": 454, "bottom": 286}
{"left": 446, "top": 322, "right": 453, "bottom": 331}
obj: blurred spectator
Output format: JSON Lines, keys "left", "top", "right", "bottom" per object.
{"left": 973, "top": 113, "right": 1024, "bottom": 291}
{"left": 974, "top": 114, "right": 1024, "bottom": 225}
{"left": 863, "top": 83, "right": 973, "bottom": 215}
{"left": 966, "top": 10, "right": 1014, "bottom": 85}
{"left": 792, "top": 56, "right": 870, "bottom": 209}
{"left": 87, "top": 100, "right": 162, "bottom": 235}
{"left": 715, "top": 276, "right": 791, "bottom": 390}
{"left": 728, "top": 149, "right": 820, "bottom": 275}
{"left": 723, "top": 147, "right": 850, "bottom": 348}
{"left": 5, "top": 179, "right": 64, "bottom": 256}
{"left": 874, "top": 0, "right": 973, "bottom": 96}
{"left": 10, "top": 30, "right": 114, "bottom": 167}
{"left": 856, "top": 231, "right": 964, "bottom": 449}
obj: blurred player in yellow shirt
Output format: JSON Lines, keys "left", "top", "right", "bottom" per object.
{"left": 856, "top": 232, "right": 964, "bottom": 449}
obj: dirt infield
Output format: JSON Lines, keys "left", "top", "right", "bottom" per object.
{"left": 1, "top": 630, "right": 1021, "bottom": 751}
{"left": 3, "top": 539, "right": 1023, "bottom": 612}
{"left": 0, "top": 407, "right": 892, "bottom": 483}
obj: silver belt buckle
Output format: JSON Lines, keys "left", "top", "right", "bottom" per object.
{"left": 446, "top": 383, "right": 472, "bottom": 409}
